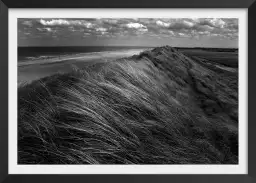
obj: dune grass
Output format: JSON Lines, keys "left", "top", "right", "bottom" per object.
{"left": 18, "top": 57, "right": 238, "bottom": 164}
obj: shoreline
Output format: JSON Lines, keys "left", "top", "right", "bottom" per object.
{"left": 18, "top": 49, "right": 147, "bottom": 67}
{"left": 18, "top": 49, "right": 147, "bottom": 85}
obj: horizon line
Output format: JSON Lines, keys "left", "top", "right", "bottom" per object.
{"left": 17, "top": 45, "right": 239, "bottom": 49}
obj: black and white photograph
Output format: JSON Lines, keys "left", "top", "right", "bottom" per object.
{"left": 17, "top": 17, "right": 239, "bottom": 165}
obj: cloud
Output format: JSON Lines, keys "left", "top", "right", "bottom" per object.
{"left": 39, "top": 19, "right": 94, "bottom": 28}
{"left": 35, "top": 18, "right": 237, "bottom": 39}
{"left": 153, "top": 18, "right": 237, "bottom": 39}
{"left": 178, "top": 32, "right": 191, "bottom": 37}
{"left": 22, "top": 20, "right": 33, "bottom": 27}
{"left": 156, "top": 20, "right": 170, "bottom": 28}
{"left": 139, "top": 28, "right": 148, "bottom": 32}
{"left": 124, "top": 22, "right": 148, "bottom": 35}
{"left": 126, "top": 22, "right": 146, "bottom": 29}
{"left": 168, "top": 21, "right": 196, "bottom": 31}
{"left": 94, "top": 27, "right": 109, "bottom": 36}
{"left": 209, "top": 18, "right": 226, "bottom": 28}
{"left": 19, "top": 18, "right": 238, "bottom": 41}
{"left": 156, "top": 19, "right": 202, "bottom": 33}
{"left": 96, "top": 27, "right": 108, "bottom": 32}
{"left": 40, "top": 19, "right": 69, "bottom": 26}
{"left": 197, "top": 31, "right": 210, "bottom": 35}
{"left": 197, "top": 18, "right": 226, "bottom": 28}
{"left": 37, "top": 27, "right": 53, "bottom": 32}
{"left": 183, "top": 20, "right": 195, "bottom": 27}
{"left": 102, "top": 19, "right": 119, "bottom": 25}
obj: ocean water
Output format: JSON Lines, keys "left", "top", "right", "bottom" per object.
{"left": 18, "top": 46, "right": 152, "bottom": 62}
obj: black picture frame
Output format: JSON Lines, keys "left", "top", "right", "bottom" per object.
{"left": 0, "top": 0, "right": 254, "bottom": 182}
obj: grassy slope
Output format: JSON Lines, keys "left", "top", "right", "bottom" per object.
{"left": 18, "top": 46, "right": 238, "bottom": 164}
{"left": 132, "top": 46, "right": 238, "bottom": 123}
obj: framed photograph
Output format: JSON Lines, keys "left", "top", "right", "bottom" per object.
{"left": 0, "top": 0, "right": 254, "bottom": 182}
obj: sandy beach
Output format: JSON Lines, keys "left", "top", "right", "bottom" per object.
{"left": 18, "top": 49, "right": 147, "bottom": 85}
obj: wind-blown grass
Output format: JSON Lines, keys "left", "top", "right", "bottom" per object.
{"left": 18, "top": 59, "right": 238, "bottom": 164}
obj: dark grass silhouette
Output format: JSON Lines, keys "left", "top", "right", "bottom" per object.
{"left": 18, "top": 46, "right": 238, "bottom": 164}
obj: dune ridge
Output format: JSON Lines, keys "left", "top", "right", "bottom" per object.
{"left": 18, "top": 46, "right": 238, "bottom": 164}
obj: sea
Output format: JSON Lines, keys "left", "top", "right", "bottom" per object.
{"left": 18, "top": 46, "right": 152, "bottom": 62}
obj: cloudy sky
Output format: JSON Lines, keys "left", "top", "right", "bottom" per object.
{"left": 18, "top": 18, "right": 238, "bottom": 48}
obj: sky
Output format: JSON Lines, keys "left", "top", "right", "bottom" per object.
{"left": 18, "top": 18, "right": 238, "bottom": 48}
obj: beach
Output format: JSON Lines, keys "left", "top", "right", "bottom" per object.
{"left": 18, "top": 49, "right": 147, "bottom": 85}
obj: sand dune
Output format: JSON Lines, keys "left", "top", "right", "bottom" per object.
{"left": 18, "top": 46, "right": 238, "bottom": 164}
